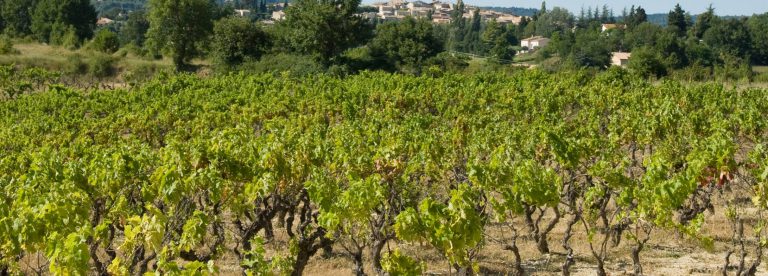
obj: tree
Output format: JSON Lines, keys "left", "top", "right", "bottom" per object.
{"left": 448, "top": 0, "right": 466, "bottom": 51}
{"left": 629, "top": 46, "right": 667, "bottom": 78}
{"left": 369, "top": 17, "right": 442, "bottom": 74}
{"left": 118, "top": 10, "right": 150, "bottom": 47}
{"left": 2, "top": 0, "right": 36, "bottom": 37}
{"left": 482, "top": 19, "right": 516, "bottom": 61}
{"left": 0, "top": 0, "right": 4, "bottom": 34}
{"left": 30, "top": 0, "right": 97, "bottom": 44}
{"left": 703, "top": 18, "right": 752, "bottom": 60}
{"left": 570, "top": 28, "right": 610, "bottom": 68}
{"left": 667, "top": 4, "right": 688, "bottom": 37}
{"left": 91, "top": 28, "right": 119, "bottom": 53}
{"left": 747, "top": 13, "right": 768, "bottom": 65}
{"left": 535, "top": 7, "right": 574, "bottom": 37}
{"left": 692, "top": 5, "right": 715, "bottom": 39}
{"left": 625, "top": 6, "right": 647, "bottom": 29}
{"left": 462, "top": 8, "right": 482, "bottom": 54}
{"left": 624, "top": 22, "right": 661, "bottom": 51}
{"left": 211, "top": 17, "right": 271, "bottom": 69}
{"left": 276, "top": 0, "right": 372, "bottom": 65}
{"left": 146, "top": 0, "right": 214, "bottom": 70}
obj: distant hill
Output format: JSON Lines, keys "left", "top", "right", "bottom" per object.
{"left": 481, "top": 6, "right": 538, "bottom": 17}
{"left": 91, "top": 0, "right": 287, "bottom": 15}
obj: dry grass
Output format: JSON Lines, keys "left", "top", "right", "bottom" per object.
{"left": 0, "top": 42, "right": 173, "bottom": 76}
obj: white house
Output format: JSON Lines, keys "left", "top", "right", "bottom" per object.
{"left": 520, "top": 36, "right": 550, "bottom": 51}
{"left": 272, "top": 11, "right": 286, "bottom": 21}
{"left": 234, "top": 9, "right": 251, "bottom": 17}
{"left": 611, "top": 52, "right": 632, "bottom": 67}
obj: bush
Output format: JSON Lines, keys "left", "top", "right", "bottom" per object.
{"left": 425, "top": 52, "right": 470, "bottom": 73}
{"left": 0, "top": 36, "right": 20, "bottom": 55}
{"left": 51, "top": 25, "right": 81, "bottom": 50}
{"left": 670, "top": 62, "right": 712, "bottom": 82}
{"left": 629, "top": 46, "right": 668, "bottom": 79}
{"left": 64, "top": 54, "right": 88, "bottom": 75}
{"left": 88, "top": 54, "right": 116, "bottom": 78}
{"left": 239, "top": 54, "right": 324, "bottom": 78}
{"left": 90, "top": 29, "right": 120, "bottom": 53}
{"left": 124, "top": 63, "right": 161, "bottom": 85}
{"left": 714, "top": 52, "right": 752, "bottom": 82}
{"left": 121, "top": 43, "right": 150, "bottom": 58}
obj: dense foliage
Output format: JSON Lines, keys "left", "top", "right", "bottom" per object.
{"left": 145, "top": 0, "right": 214, "bottom": 70}
{"left": 1, "top": 66, "right": 767, "bottom": 275}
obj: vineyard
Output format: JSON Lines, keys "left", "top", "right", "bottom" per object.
{"left": 1, "top": 65, "right": 768, "bottom": 275}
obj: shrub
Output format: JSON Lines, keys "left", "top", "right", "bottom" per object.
{"left": 88, "top": 54, "right": 116, "bottom": 78}
{"left": 64, "top": 54, "right": 87, "bottom": 75}
{"left": 239, "top": 54, "right": 324, "bottom": 78}
{"left": 714, "top": 52, "right": 753, "bottom": 82}
{"left": 124, "top": 63, "right": 160, "bottom": 85}
{"left": 425, "top": 52, "right": 470, "bottom": 73}
{"left": 0, "top": 35, "right": 20, "bottom": 55}
{"left": 90, "top": 29, "right": 120, "bottom": 53}
{"left": 629, "top": 46, "right": 668, "bottom": 79}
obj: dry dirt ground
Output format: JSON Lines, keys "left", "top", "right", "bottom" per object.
{"left": 16, "top": 194, "right": 763, "bottom": 275}
{"left": 215, "top": 194, "right": 763, "bottom": 275}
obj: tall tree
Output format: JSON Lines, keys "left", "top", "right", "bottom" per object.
{"left": 632, "top": 6, "right": 647, "bottom": 28}
{"left": 30, "top": 0, "right": 97, "bottom": 44}
{"left": 146, "top": 0, "right": 214, "bottom": 70}
{"left": 747, "top": 13, "right": 768, "bottom": 65}
{"left": 667, "top": 4, "right": 688, "bottom": 37}
{"left": 2, "top": 0, "right": 37, "bottom": 37}
{"left": 703, "top": 18, "right": 752, "bottom": 59}
{"left": 481, "top": 19, "right": 516, "bottom": 61}
{"left": 118, "top": 10, "right": 150, "bottom": 47}
{"left": 448, "top": 0, "right": 466, "bottom": 51}
{"left": 535, "top": 7, "right": 574, "bottom": 37}
{"left": 692, "top": 5, "right": 715, "bottom": 39}
{"left": 0, "top": 0, "right": 5, "bottom": 34}
{"left": 277, "top": 0, "right": 372, "bottom": 65}
{"left": 462, "top": 8, "right": 482, "bottom": 54}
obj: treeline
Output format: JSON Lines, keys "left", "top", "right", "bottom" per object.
{"left": 531, "top": 4, "right": 768, "bottom": 81}
{"left": 1, "top": 0, "right": 767, "bottom": 80}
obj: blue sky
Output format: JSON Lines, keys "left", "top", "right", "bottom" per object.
{"left": 363, "top": 0, "right": 768, "bottom": 16}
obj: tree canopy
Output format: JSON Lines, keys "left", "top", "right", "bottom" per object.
{"left": 30, "top": 0, "right": 97, "bottom": 44}
{"left": 277, "top": 0, "right": 372, "bottom": 65}
{"left": 146, "top": 0, "right": 214, "bottom": 70}
{"left": 369, "top": 17, "right": 442, "bottom": 73}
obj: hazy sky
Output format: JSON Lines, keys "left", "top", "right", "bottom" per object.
{"left": 364, "top": 0, "right": 768, "bottom": 16}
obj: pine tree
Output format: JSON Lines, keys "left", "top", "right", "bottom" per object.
{"left": 668, "top": 4, "right": 688, "bottom": 37}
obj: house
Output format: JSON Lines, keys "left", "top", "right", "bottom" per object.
{"left": 234, "top": 9, "right": 251, "bottom": 17}
{"left": 496, "top": 14, "right": 524, "bottom": 25}
{"left": 611, "top": 52, "right": 632, "bottom": 67}
{"left": 378, "top": 5, "right": 395, "bottom": 16}
{"left": 272, "top": 11, "right": 286, "bottom": 21}
{"left": 96, "top": 17, "right": 114, "bottom": 26}
{"left": 601, "top": 24, "right": 625, "bottom": 32}
{"left": 407, "top": 1, "right": 431, "bottom": 10}
{"left": 520, "top": 36, "right": 550, "bottom": 51}
{"left": 433, "top": 2, "right": 451, "bottom": 11}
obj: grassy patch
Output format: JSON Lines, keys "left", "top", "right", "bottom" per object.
{"left": 0, "top": 42, "right": 173, "bottom": 81}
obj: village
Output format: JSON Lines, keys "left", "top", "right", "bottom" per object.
{"left": 92, "top": 0, "right": 633, "bottom": 67}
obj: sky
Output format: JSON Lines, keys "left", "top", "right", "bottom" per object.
{"left": 363, "top": 0, "right": 768, "bottom": 16}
